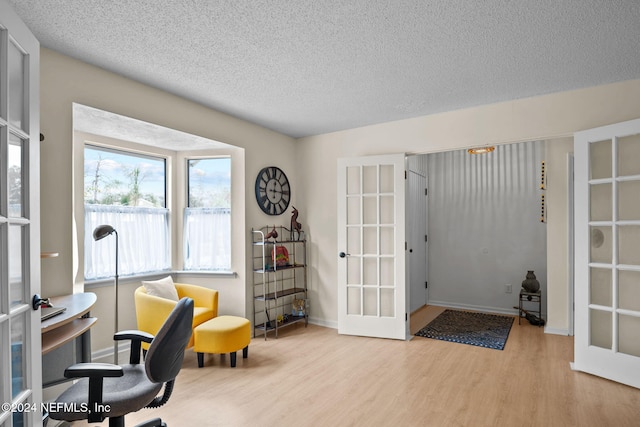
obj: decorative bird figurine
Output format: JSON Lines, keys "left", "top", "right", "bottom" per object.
{"left": 291, "top": 207, "right": 302, "bottom": 234}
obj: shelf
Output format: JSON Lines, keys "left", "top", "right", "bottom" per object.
{"left": 253, "top": 240, "right": 306, "bottom": 246}
{"left": 253, "top": 239, "right": 305, "bottom": 246}
{"left": 42, "top": 317, "right": 97, "bottom": 355}
{"left": 254, "top": 263, "right": 306, "bottom": 273}
{"left": 255, "top": 287, "right": 306, "bottom": 301}
{"left": 252, "top": 226, "right": 308, "bottom": 339}
{"left": 254, "top": 315, "right": 307, "bottom": 331}
{"left": 252, "top": 225, "right": 305, "bottom": 245}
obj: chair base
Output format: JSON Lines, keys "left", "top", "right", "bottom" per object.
{"left": 134, "top": 418, "right": 167, "bottom": 427}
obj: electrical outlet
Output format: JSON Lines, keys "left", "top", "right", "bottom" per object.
{"left": 505, "top": 284, "right": 513, "bottom": 294}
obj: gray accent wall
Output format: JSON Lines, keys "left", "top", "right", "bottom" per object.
{"left": 412, "top": 140, "right": 547, "bottom": 315}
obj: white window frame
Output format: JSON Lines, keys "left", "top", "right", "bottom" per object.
{"left": 83, "top": 143, "right": 171, "bottom": 280}
{"left": 76, "top": 132, "right": 238, "bottom": 284}
{"left": 183, "top": 156, "right": 232, "bottom": 272}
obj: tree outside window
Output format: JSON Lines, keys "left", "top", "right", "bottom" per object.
{"left": 84, "top": 146, "right": 169, "bottom": 279}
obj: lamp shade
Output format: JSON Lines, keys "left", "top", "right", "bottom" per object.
{"left": 93, "top": 224, "right": 116, "bottom": 241}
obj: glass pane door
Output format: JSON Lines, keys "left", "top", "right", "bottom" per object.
{"left": 0, "top": 2, "right": 42, "bottom": 426}
{"left": 588, "top": 134, "right": 640, "bottom": 355}
{"left": 338, "top": 154, "right": 406, "bottom": 340}
{"left": 574, "top": 118, "right": 640, "bottom": 389}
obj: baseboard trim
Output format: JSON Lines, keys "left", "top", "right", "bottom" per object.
{"left": 544, "top": 326, "right": 570, "bottom": 336}
{"left": 427, "top": 300, "right": 520, "bottom": 317}
{"left": 308, "top": 316, "right": 337, "bottom": 329}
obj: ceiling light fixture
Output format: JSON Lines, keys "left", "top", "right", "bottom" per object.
{"left": 467, "top": 146, "right": 496, "bottom": 155}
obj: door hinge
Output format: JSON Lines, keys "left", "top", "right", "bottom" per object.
{"left": 425, "top": 234, "right": 428, "bottom": 242}
{"left": 405, "top": 313, "right": 408, "bottom": 321}
{"left": 425, "top": 188, "right": 428, "bottom": 196}
{"left": 405, "top": 170, "right": 407, "bottom": 179}
{"left": 405, "top": 241, "right": 408, "bottom": 250}
{"left": 425, "top": 281, "right": 428, "bottom": 289}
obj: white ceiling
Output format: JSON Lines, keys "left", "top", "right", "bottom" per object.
{"left": 73, "top": 103, "right": 229, "bottom": 151}
{"left": 9, "top": 0, "right": 640, "bottom": 138}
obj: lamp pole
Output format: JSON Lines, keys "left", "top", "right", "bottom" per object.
{"left": 93, "top": 224, "right": 119, "bottom": 365}
{"left": 113, "top": 229, "right": 119, "bottom": 365}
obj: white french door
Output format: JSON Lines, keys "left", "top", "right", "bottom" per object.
{"left": 337, "top": 154, "right": 406, "bottom": 340}
{"left": 574, "top": 118, "right": 640, "bottom": 388}
{"left": 0, "top": 1, "right": 42, "bottom": 426}
{"left": 408, "top": 168, "right": 427, "bottom": 313}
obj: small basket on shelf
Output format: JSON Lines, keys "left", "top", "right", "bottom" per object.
{"left": 292, "top": 298, "right": 306, "bottom": 317}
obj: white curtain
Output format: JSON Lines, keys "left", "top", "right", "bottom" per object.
{"left": 85, "top": 204, "right": 170, "bottom": 280}
{"left": 183, "top": 207, "right": 231, "bottom": 271}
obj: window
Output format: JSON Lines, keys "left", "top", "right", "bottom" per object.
{"left": 84, "top": 145, "right": 170, "bottom": 280}
{"left": 184, "top": 157, "right": 231, "bottom": 271}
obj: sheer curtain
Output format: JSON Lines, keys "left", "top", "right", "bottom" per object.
{"left": 85, "top": 204, "right": 170, "bottom": 280}
{"left": 183, "top": 207, "right": 231, "bottom": 271}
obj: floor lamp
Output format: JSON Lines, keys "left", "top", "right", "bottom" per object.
{"left": 93, "top": 224, "right": 119, "bottom": 364}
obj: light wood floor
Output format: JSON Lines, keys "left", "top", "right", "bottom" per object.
{"left": 70, "top": 306, "right": 640, "bottom": 427}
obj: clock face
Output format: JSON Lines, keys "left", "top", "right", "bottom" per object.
{"left": 255, "top": 166, "right": 291, "bottom": 215}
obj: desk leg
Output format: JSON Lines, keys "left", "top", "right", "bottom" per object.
{"left": 81, "top": 312, "right": 92, "bottom": 362}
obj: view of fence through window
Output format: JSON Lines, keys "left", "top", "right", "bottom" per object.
{"left": 84, "top": 145, "right": 170, "bottom": 279}
{"left": 184, "top": 158, "right": 232, "bottom": 271}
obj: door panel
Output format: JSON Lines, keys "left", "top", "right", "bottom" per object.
{"left": 338, "top": 154, "right": 406, "bottom": 340}
{"left": 408, "top": 168, "right": 427, "bottom": 313}
{"left": 0, "top": 1, "right": 42, "bottom": 426}
{"left": 574, "top": 118, "right": 640, "bottom": 389}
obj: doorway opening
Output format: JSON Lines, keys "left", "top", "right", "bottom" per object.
{"left": 408, "top": 140, "right": 548, "bottom": 324}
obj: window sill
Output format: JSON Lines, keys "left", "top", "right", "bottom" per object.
{"left": 84, "top": 270, "right": 237, "bottom": 289}
{"left": 175, "top": 270, "right": 237, "bottom": 277}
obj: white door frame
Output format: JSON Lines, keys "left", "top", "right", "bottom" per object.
{"left": 407, "top": 168, "right": 427, "bottom": 314}
{"left": 567, "top": 153, "right": 575, "bottom": 336}
{"left": 0, "top": 1, "right": 42, "bottom": 425}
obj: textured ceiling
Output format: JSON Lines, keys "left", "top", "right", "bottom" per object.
{"left": 73, "top": 103, "right": 229, "bottom": 151}
{"left": 8, "top": 0, "right": 640, "bottom": 138}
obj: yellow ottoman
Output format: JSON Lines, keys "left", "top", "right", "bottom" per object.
{"left": 193, "top": 315, "right": 251, "bottom": 368}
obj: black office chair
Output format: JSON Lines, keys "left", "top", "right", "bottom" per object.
{"left": 48, "top": 297, "right": 194, "bottom": 427}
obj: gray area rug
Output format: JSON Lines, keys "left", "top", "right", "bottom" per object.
{"left": 415, "top": 309, "right": 514, "bottom": 350}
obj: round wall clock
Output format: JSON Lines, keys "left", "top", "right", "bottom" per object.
{"left": 255, "top": 166, "right": 291, "bottom": 215}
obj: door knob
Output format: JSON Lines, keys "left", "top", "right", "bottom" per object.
{"left": 339, "top": 252, "right": 350, "bottom": 258}
{"left": 32, "top": 294, "right": 49, "bottom": 310}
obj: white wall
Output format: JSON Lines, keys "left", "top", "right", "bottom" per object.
{"left": 296, "top": 79, "right": 640, "bottom": 332}
{"left": 40, "top": 45, "right": 640, "bottom": 344}
{"left": 40, "top": 48, "right": 297, "bottom": 353}
{"left": 423, "top": 141, "right": 546, "bottom": 315}
{"left": 544, "top": 137, "right": 574, "bottom": 334}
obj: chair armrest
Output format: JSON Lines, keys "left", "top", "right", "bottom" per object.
{"left": 64, "top": 363, "right": 123, "bottom": 379}
{"left": 175, "top": 283, "right": 218, "bottom": 317}
{"left": 64, "top": 363, "right": 123, "bottom": 423}
{"left": 114, "top": 330, "right": 154, "bottom": 343}
{"left": 114, "top": 330, "right": 154, "bottom": 364}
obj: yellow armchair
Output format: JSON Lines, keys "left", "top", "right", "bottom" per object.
{"left": 135, "top": 283, "right": 218, "bottom": 349}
